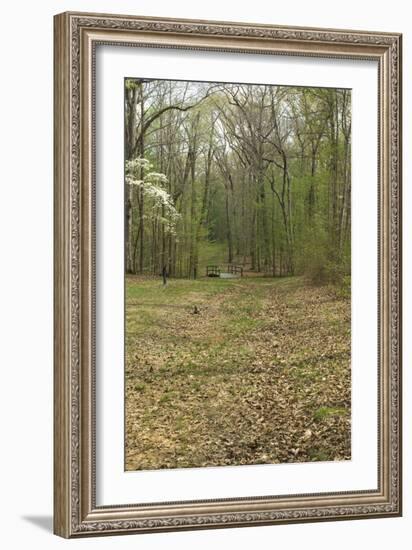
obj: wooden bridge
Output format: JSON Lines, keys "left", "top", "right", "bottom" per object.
{"left": 206, "top": 264, "right": 243, "bottom": 278}
{"left": 206, "top": 265, "right": 221, "bottom": 277}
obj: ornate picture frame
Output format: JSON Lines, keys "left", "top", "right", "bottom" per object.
{"left": 54, "top": 11, "right": 402, "bottom": 538}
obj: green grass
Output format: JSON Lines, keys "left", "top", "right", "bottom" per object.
{"left": 313, "top": 406, "right": 348, "bottom": 421}
{"left": 126, "top": 276, "right": 239, "bottom": 303}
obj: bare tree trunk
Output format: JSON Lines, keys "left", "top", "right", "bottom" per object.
{"left": 124, "top": 83, "right": 140, "bottom": 273}
{"left": 225, "top": 190, "right": 233, "bottom": 264}
{"left": 195, "top": 131, "right": 214, "bottom": 274}
{"left": 250, "top": 202, "right": 256, "bottom": 271}
{"left": 271, "top": 189, "right": 277, "bottom": 276}
{"left": 189, "top": 162, "right": 197, "bottom": 278}
{"left": 126, "top": 185, "right": 134, "bottom": 273}
{"left": 138, "top": 88, "right": 145, "bottom": 273}
{"left": 259, "top": 179, "right": 271, "bottom": 269}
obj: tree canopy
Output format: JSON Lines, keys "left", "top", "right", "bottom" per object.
{"left": 124, "top": 79, "right": 351, "bottom": 283}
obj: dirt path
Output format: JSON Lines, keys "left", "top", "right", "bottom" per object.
{"left": 125, "top": 276, "right": 351, "bottom": 470}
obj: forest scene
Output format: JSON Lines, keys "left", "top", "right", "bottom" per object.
{"left": 124, "top": 78, "right": 351, "bottom": 470}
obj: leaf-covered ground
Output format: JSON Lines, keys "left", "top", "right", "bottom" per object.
{"left": 125, "top": 276, "right": 351, "bottom": 470}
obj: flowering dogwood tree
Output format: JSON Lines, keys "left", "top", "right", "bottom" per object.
{"left": 126, "top": 158, "right": 180, "bottom": 272}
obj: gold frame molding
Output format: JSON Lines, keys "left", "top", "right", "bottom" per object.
{"left": 54, "top": 11, "right": 402, "bottom": 538}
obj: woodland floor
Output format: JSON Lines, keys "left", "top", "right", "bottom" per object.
{"left": 125, "top": 275, "right": 351, "bottom": 470}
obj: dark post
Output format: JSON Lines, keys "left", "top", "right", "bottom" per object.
{"left": 162, "top": 265, "right": 168, "bottom": 287}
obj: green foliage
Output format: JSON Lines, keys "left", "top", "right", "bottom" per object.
{"left": 125, "top": 78, "right": 139, "bottom": 91}
{"left": 125, "top": 80, "right": 351, "bottom": 281}
{"left": 297, "top": 214, "right": 350, "bottom": 286}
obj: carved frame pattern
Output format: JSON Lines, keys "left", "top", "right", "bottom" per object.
{"left": 54, "top": 11, "right": 402, "bottom": 538}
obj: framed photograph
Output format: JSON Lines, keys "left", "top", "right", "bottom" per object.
{"left": 54, "top": 11, "right": 402, "bottom": 538}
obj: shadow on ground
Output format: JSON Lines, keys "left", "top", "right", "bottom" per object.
{"left": 21, "top": 515, "right": 53, "bottom": 533}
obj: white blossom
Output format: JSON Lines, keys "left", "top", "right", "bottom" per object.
{"left": 126, "top": 157, "right": 180, "bottom": 234}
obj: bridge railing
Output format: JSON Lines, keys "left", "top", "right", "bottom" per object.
{"left": 206, "top": 264, "right": 243, "bottom": 277}
{"left": 206, "top": 265, "right": 221, "bottom": 277}
{"left": 227, "top": 264, "right": 243, "bottom": 277}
